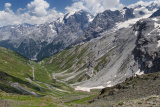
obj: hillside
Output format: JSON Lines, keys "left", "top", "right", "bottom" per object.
{"left": 1, "top": 1, "right": 160, "bottom": 107}
{"left": 88, "top": 72, "right": 160, "bottom": 107}
{"left": 41, "top": 14, "right": 160, "bottom": 93}
{"left": 41, "top": 21, "right": 138, "bottom": 88}
{"left": 0, "top": 47, "right": 90, "bottom": 106}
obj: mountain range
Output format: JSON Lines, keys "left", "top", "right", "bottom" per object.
{"left": 0, "top": 2, "right": 159, "bottom": 61}
{"left": 41, "top": 2, "right": 160, "bottom": 90}
{"left": 0, "top": 10, "right": 93, "bottom": 60}
{"left": 1, "top": 1, "right": 160, "bottom": 106}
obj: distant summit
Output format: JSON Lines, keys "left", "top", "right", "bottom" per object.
{"left": 150, "top": 8, "right": 160, "bottom": 18}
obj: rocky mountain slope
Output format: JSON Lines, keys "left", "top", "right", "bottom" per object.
{"left": 73, "top": 3, "right": 159, "bottom": 45}
{"left": 42, "top": 22, "right": 138, "bottom": 89}
{"left": 0, "top": 10, "right": 93, "bottom": 61}
{"left": 0, "top": 3, "right": 158, "bottom": 61}
{"left": 42, "top": 5, "right": 160, "bottom": 92}
{"left": 88, "top": 72, "right": 160, "bottom": 107}
{"left": 1, "top": 42, "right": 160, "bottom": 106}
{"left": 133, "top": 16, "right": 160, "bottom": 74}
{"left": 1, "top": 2, "right": 160, "bottom": 107}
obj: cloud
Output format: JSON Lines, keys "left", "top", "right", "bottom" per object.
{"left": 65, "top": 1, "right": 88, "bottom": 13}
{"left": 0, "top": 0, "right": 64, "bottom": 27}
{"left": 0, "top": 0, "right": 159, "bottom": 27}
{"left": 0, "top": 11, "right": 21, "bottom": 26}
{"left": 4, "top": 3, "right": 13, "bottom": 13}
{"left": 27, "top": 0, "right": 49, "bottom": 17}
{"left": 5, "top": 3, "right": 11, "bottom": 8}
{"left": 65, "top": 0, "right": 124, "bottom": 15}
{"left": 21, "top": 9, "right": 63, "bottom": 25}
{"left": 128, "top": 0, "right": 160, "bottom": 8}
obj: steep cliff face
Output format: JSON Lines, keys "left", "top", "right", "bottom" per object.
{"left": 133, "top": 17, "right": 160, "bottom": 73}
{"left": 36, "top": 10, "right": 93, "bottom": 60}
{"left": 73, "top": 10, "right": 126, "bottom": 44}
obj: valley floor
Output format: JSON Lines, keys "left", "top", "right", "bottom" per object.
{"left": 1, "top": 72, "right": 160, "bottom": 107}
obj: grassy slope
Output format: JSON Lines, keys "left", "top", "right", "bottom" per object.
{"left": 42, "top": 44, "right": 113, "bottom": 83}
{"left": 2, "top": 46, "right": 160, "bottom": 106}
{"left": 0, "top": 47, "right": 97, "bottom": 106}
{"left": 0, "top": 90, "right": 58, "bottom": 107}
{"left": 0, "top": 47, "right": 51, "bottom": 83}
{"left": 42, "top": 44, "right": 89, "bottom": 73}
{"left": 0, "top": 47, "right": 71, "bottom": 89}
{"left": 41, "top": 43, "right": 93, "bottom": 84}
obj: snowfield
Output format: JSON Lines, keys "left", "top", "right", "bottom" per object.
{"left": 75, "top": 86, "right": 104, "bottom": 92}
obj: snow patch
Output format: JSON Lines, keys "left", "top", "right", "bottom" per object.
{"left": 135, "top": 69, "right": 144, "bottom": 76}
{"left": 58, "top": 17, "right": 64, "bottom": 23}
{"left": 116, "top": 9, "right": 156, "bottom": 29}
{"left": 107, "top": 81, "right": 111, "bottom": 84}
{"left": 154, "top": 22, "right": 160, "bottom": 28}
{"left": 148, "top": 22, "right": 160, "bottom": 35}
{"left": 49, "top": 24, "right": 56, "bottom": 33}
{"left": 65, "top": 11, "right": 76, "bottom": 19}
{"left": 31, "top": 52, "right": 38, "bottom": 61}
{"left": 120, "top": 9, "right": 126, "bottom": 17}
{"left": 107, "top": 84, "right": 113, "bottom": 87}
{"left": 157, "top": 40, "right": 160, "bottom": 47}
{"left": 106, "top": 81, "right": 113, "bottom": 87}
{"left": 152, "top": 18, "right": 158, "bottom": 21}
{"left": 87, "top": 14, "right": 93, "bottom": 22}
{"left": 56, "top": 16, "right": 64, "bottom": 24}
{"left": 128, "top": 1, "right": 159, "bottom": 10}
{"left": 133, "top": 6, "right": 156, "bottom": 18}
{"left": 75, "top": 86, "right": 104, "bottom": 92}
{"left": 135, "top": 31, "right": 138, "bottom": 36}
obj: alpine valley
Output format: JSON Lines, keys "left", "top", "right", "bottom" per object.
{"left": 1, "top": 1, "right": 160, "bottom": 107}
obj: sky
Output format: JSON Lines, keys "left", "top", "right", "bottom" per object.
{"left": 0, "top": 0, "right": 158, "bottom": 27}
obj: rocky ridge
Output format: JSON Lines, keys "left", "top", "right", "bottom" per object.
{"left": 0, "top": 10, "right": 93, "bottom": 60}
{"left": 42, "top": 6, "right": 160, "bottom": 92}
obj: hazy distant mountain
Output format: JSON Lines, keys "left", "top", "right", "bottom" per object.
{"left": 0, "top": 10, "right": 93, "bottom": 60}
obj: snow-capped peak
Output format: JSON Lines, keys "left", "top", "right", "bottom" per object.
{"left": 133, "top": 5, "right": 157, "bottom": 18}
{"left": 64, "top": 10, "right": 93, "bottom": 20}
{"left": 87, "top": 14, "right": 94, "bottom": 22}
{"left": 55, "top": 16, "right": 64, "bottom": 24}
{"left": 65, "top": 11, "right": 76, "bottom": 19}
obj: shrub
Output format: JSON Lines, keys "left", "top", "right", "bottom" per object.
{"left": 118, "top": 102, "right": 124, "bottom": 106}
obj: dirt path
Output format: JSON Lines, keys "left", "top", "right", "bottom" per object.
{"left": 31, "top": 66, "right": 35, "bottom": 81}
